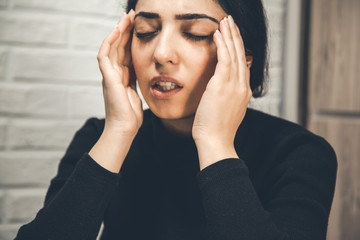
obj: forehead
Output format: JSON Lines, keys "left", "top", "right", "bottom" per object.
{"left": 135, "top": 0, "right": 226, "bottom": 18}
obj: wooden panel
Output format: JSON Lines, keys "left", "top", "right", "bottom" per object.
{"left": 308, "top": 0, "right": 360, "bottom": 112}
{"left": 309, "top": 118, "right": 360, "bottom": 240}
{"left": 307, "top": 0, "right": 360, "bottom": 238}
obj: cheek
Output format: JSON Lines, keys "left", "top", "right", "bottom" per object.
{"left": 131, "top": 41, "right": 141, "bottom": 72}
{"left": 131, "top": 40, "right": 153, "bottom": 101}
{"left": 131, "top": 40, "right": 148, "bottom": 81}
{"left": 185, "top": 43, "right": 217, "bottom": 81}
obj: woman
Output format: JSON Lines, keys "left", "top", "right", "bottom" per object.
{"left": 15, "top": 0, "right": 337, "bottom": 239}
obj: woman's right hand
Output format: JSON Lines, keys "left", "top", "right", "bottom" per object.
{"left": 97, "top": 9, "right": 143, "bottom": 138}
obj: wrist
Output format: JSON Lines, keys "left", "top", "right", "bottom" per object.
{"left": 89, "top": 129, "right": 135, "bottom": 173}
{"left": 102, "top": 126, "right": 137, "bottom": 141}
{"left": 196, "top": 140, "right": 238, "bottom": 171}
{"left": 104, "top": 119, "right": 140, "bottom": 139}
{"left": 195, "top": 138, "right": 233, "bottom": 151}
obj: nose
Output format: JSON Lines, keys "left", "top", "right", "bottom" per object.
{"left": 153, "top": 28, "right": 179, "bottom": 66}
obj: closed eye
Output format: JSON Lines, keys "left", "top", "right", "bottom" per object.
{"left": 135, "top": 31, "right": 157, "bottom": 39}
{"left": 183, "top": 32, "right": 212, "bottom": 41}
{"left": 134, "top": 31, "right": 212, "bottom": 42}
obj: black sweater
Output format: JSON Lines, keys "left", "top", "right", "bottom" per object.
{"left": 15, "top": 108, "right": 337, "bottom": 240}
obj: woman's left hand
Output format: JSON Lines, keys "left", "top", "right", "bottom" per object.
{"left": 192, "top": 16, "right": 252, "bottom": 169}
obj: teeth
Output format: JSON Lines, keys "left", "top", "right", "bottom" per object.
{"left": 156, "top": 82, "right": 178, "bottom": 91}
{"left": 158, "top": 82, "right": 176, "bottom": 87}
{"left": 157, "top": 85, "right": 177, "bottom": 91}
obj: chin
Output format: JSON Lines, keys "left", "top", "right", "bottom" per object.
{"left": 149, "top": 104, "right": 195, "bottom": 120}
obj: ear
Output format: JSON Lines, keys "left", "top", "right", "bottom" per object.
{"left": 245, "top": 55, "right": 253, "bottom": 68}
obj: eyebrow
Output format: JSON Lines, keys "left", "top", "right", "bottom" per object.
{"left": 135, "top": 11, "right": 160, "bottom": 20}
{"left": 134, "top": 11, "right": 219, "bottom": 24}
{"left": 176, "top": 13, "right": 218, "bottom": 23}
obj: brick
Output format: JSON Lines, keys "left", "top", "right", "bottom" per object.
{"left": 0, "top": 224, "right": 22, "bottom": 240}
{"left": 0, "top": 118, "right": 6, "bottom": 149}
{"left": 68, "top": 84, "right": 149, "bottom": 116}
{"left": 0, "top": 48, "right": 8, "bottom": 80}
{"left": 0, "top": 191, "right": 5, "bottom": 222}
{"left": 69, "top": 86, "right": 104, "bottom": 118}
{"left": 13, "top": 0, "right": 124, "bottom": 17}
{"left": 72, "top": 20, "right": 114, "bottom": 49}
{"left": 0, "top": 83, "right": 68, "bottom": 117}
{"left": 0, "top": 13, "right": 67, "bottom": 46}
{"left": 0, "top": 151, "right": 61, "bottom": 186}
{"left": 0, "top": 0, "right": 8, "bottom": 8}
{"left": 7, "top": 119, "right": 83, "bottom": 150}
{"left": 13, "top": 49, "right": 102, "bottom": 82}
{"left": 5, "top": 188, "right": 47, "bottom": 223}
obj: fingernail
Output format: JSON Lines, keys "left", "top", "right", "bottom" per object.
{"left": 129, "top": 9, "right": 134, "bottom": 14}
{"left": 224, "top": 17, "right": 229, "bottom": 28}
{"left": 118, "top": 12, "right": 126, "bottom": 24}
{"left": 221, "top": 17, "right": 226, "bottom": 27}
{"left": 228, "top": 15, "right": 235, "bottom": 27}
{"left": 215, "top": 29, "right": 222, "bottom": 39}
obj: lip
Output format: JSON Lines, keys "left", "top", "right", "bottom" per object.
{"left": 150, "top": 75, "right": 184, "bottom": 100}
{"left": 150, "top": 76, "right": 184, "bottom": 88}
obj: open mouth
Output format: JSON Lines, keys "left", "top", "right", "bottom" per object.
{"left": 150, "top": 76, "right": 184, "bottom": 99}
{"left": 153, "top": 82, "right": 182, "bottom": 92}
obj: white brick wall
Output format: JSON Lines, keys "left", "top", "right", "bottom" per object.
{"left": 0, "top": 0, "right": 287, "bottom": 239}
{"left": 0, "top": 151, "right": 61, "bottom": 185}
{"left": 0, "top": 119, "right": 6, "bottom": 149}
{"left": 0, "top": 49, "right": 8, "bottom": 80}
{"left": 249, "top": 0, "right": 286, "bottom": 116}
{"left": 7, "top": 119, "right": 82, "bottom": 150}
{"left": 5, "top": 188, "right": 48, "bottom": 223}
{"left": 0, "top": 0, "right": 8, "bottom": 8}
{"left": 12, "top": 49, "right": 102, "bottom": 82}
{"left": 13, "top": 0, "right": 122, "bottom": 16}
{"left": 0, "top": 83, "right": 68, "bottom": 116}
{"left": 0, "top": 13, "right": 68, "bottom": 45}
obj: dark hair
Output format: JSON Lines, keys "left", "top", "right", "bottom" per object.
{"left": 126, "top": 0, "right": 268, "bottom": 97}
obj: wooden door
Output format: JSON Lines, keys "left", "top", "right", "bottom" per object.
{"left": 306, "top": 0, "right": 360, "bottom": 239}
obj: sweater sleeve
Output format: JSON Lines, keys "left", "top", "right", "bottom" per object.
{"left": 15, "top": 118, "right": 121, "bottom": 240}
{"left": 196, "top": 136, "right": 337, "bottom": 240}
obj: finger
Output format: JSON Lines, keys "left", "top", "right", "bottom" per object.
{"left": 220, "top": 17, "right": 237, "bottom": 68}
{"left": 98, "top": 27, "right": 121, "bottom": 77}
{"left": 229, "top": 16, "right": 246, "bottom": 65}
{"left": 120, "top": 24, "right": 134, "bottom": 66}
{"left": 228, "top": 16, "right": 250, "bottom": 88}
{"left": 211, "top": 30, "right": 231, "bottom": 83}
{"left": 121, "top": 66, "right": 130, "bottom": 86}
{"left": 98, "top": 26, "right": 120, "bottom": 60}
{"left": 128, "top": 9, "right": 136, "bottom": 22}
{"left": 118, "top": 10, "right": 135, "bottom": 66}
{"left": 128, "top": 65, "right": 137, "bottom": 90}
{"left": 123, "top": 10, "right": 136, "bottom": 66}
{"left": 127, "top": 87, "right": 143, "bottom": 125}
{"left": 109, "top": 13, "right": 130, "bottom": 65}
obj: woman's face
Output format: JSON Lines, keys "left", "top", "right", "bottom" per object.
{"left": 131, "top": 0, "right": 227, "bottom": 120}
